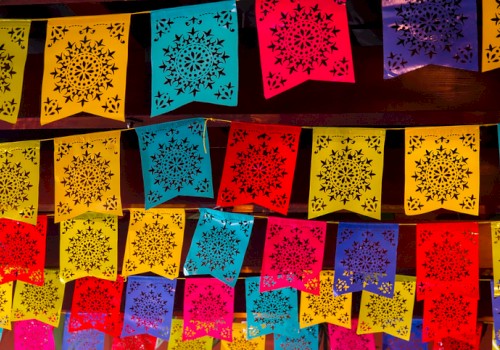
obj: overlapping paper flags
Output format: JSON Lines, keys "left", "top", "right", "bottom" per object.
{"left": 2, "top": 0, "right": 500, "bottom": 124}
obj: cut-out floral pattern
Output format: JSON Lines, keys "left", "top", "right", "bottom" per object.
{"left": 169, "top": 319, "right": 213, "bottom": 350}
{"left": 62, "top": 313, "right": 105, "bottom": 350}
{"left": 14, "top": 319, "right": 55, "bottom": 350}
{"left": 221, "top": 322, "right": 265, "bottom": 350}
{"left": 328, "top": 320, "right": 376, "bottom": 350}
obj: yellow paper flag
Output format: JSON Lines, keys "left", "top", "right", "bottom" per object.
{"left": 492, "top": 222, "right": 500, "bottom": 297}
{"left": 122, "top": 209, "right": 185, "bottom": 279}
{"left": 60, "top": 213, "right": 117, "bottom": 283}
{"left": 309, "top": 128, "right": 385, "bottom": 220}
{"left": 483, "top": 0, "right": 500, "bottom": 71}
{"left": 168, "top": 319, "right": 213, "bottom": 350}
{"left": 0, "top": 20, "right": 30, "bottom": 124}
{"left": 12, "top": 269, "right": 65, "bottom": 327}
{"left": 405, "top": 126, "right": 479, "bottom": 216}
{"left": 0, "top": 140, "right": 40, "bottom": 224}
{"left": 300, "top": 270, "right": 352, "bottom": 329}
{"left": 54, "top": 130, "right": 122, "bottom": 223}
{"left": 221, "top": 322, "right": 265, "bottom": 350}
{"left": 0, "top": 282, "right": 12, "bottom": 330}
{"left": 357, "top": 275, "right": 416, "bottom": 341}
{"left": 41, "top": 14, "right": 130, "bottom": 124}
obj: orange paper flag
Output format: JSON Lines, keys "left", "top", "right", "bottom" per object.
{"left": 41, "top": 14, "right": 130, "bottom": 124}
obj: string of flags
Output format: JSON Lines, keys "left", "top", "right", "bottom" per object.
{"left": 0, "top": 0, "right": 498, "bottom": 124}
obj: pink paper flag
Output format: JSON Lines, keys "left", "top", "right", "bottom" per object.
{"left": 183, "top": 278, "right": 234, "bottom": 341}
{"left": 256, "top": 0, "right": 354, "bottom": 98}
{"left": 260, "top": 217, "right": 326, "bottom": 294}
{"left": 328, "top": 320, "right": 376, "bottom": 350}
{"left": 15, "top": 320, "right": 55, "bottom": 350}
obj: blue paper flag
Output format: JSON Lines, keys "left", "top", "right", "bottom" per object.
{"left": 135, "top": 118, "right": 214, "bottom": 209}
{"left": 492, "top": 281, "right": 500, "bottom": 345}
{"left": 63, "top": 313, "right": 105, "bottom": 350}
{"left": 382, "top": 319, "right": 427, "bottom": 350}
{"left": 122, "top": 276, "right": 176, "bottom": 340}
{"left": 245, "top": 276, "right": 299, "bottom": 339}
{"left": 382, "top": 0, "right": 478, "bottom": 78}
{"left": 334, "top": 222, "right": 399, "bottom": 297}
{"left": 150, "top": 0, "right": 238, "bottom": 116}
{"left": 184, "top": 208, "right": 254, "bottom": 287}
{"left": 274, "top": 325, "right": 319, "bottom": 350}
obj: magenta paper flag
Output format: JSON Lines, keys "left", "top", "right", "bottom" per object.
{"left": 256, "top": 0, "right": 354, "bottom": 98}
{"left": 183, "top": 278, "right": 234, "bottom": 341}
{"left": 260, "top": 217, "right": 326, "bottom": 294}
{"left": 328, "top": 320, "right": 376, "bottom": 350}
{"left": 14, "top": 320, "right": 55, "bottom": 350}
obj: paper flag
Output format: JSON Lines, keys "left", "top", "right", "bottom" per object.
{"left": 63, "top": 313, "right": 105, "bottom": 350}
{"left": 184, "top": 208, "right": 254, "bottom": 287}
{"left": 382, "top": 318, "right": 428, "bottom": 350}
{"left": 492, "top": 280, "right": 500, "bottom": 346}
{"left": 60, "top": 213, "right": 117, "bottom": 283}
{"left": 309, "top": 128, "right": 385, "bottom": 220}
{"left": 334, "top": 222, "right": 399, "bottom": 296}
{"left": 70, "top": 276, "right": 124, "bottom": 337}
{"left": 422, "top": 289, "right": 477, "bottom": 345}
{"left": 111, "top": 334, "right": 156, "bottom": 350}
{"left": 300, "top": 271, "right": 351, "bottom": 328}
{"left": 416, "top": 222, "right": 479, "bottom": 300}
{"left": 135, "top": 118, "right": 213, "bottom": 208}
{"left": 150, "top": 1, "right": 238, "bottom": 115}
{"left": 0, "top": 141, "right": 40, "bottom": 224}
{"left": 483, "top": 0, "right": 500, "bottom": 71}
{"left": 493, "top": 223, "right": 500, "bottom": 297}
{"left": 41, "top": 14, "right": 130, "bottom": 124}
{"left": 328, "top": 320, "right": 376, "bottom": 350}
{"left": 245, "top": 276, "right": 299, "bottom": 339}
{"left": 12, "top": 269, "right": 65, "bottom": 327}
{"left": 275, "top": 325, "right": 318, "bottom": 350}
{"left": 260, "top": 217, "right": 326, "bottom": 293}
{"left": 0, "top": 20, "right": 30, "bottom": 124}
{"left": 256, "top": 0, "right": 354, "bottom": 98}
{"left": 122, "top": 275, "right": 176, "bottom": 340}
{"left": 14, "top": 320, "right": 55, "bottom": 350}
{"left": 382, "top": 0, "right": 478, "bottom": 78}
{"left": 405, "top": 125, "right": 480, "bottom": 216}
{"left": 168, "top": 319, "right": 213, "bottom": 350}
{"left": 357, "top": 275, "right": 416, "bottom": 341}
{"left": 183, "top": 278, "right": 234, "bottom": 341}
{"left": 220, "top": 322, "right": 265, "bottom": 350}
{"left": 217, "top": 122, "right": 301, "bottom": 214}
{"left": 434, "top": 323, "right": 482, "bottom": 350}
{"left": 0, "top": 216, "right": 46, "bottom": 285}
{"left": 0, "top": 282, "right": 13, "bottom": 330}
{"left": 122, "top": 209, "right": 185, "bottom": 279}
{"left": 54, "top": 131, "right": 122, "bottom": 222}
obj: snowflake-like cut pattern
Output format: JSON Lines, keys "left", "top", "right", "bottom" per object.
{"left": 222, "top": 322, "right": 264, "bottom": 350}
{"left": 417, "top": 223, "right": 478, "bottom": 300}
{"left": 51, "top": 37, "right": 118, "bottom": 107}
{"left": 391, "top": 0, "right": 468, "bottom": 59}
{"left": 122, "top": 276, "right": 176, "bottom": 340}
{"left": 266, "top": 3, "right": 339, "bottom": 75}
{"left": 0, "top": 156, "right": 31, "bottom": 214}
{"left": 334, "top": 223, "right": 399, "bottom": 296}
{"left": 134, "top": 221, "right": 174, "bottom": 267}
{"left": 169, "top": 319, "right": 213, "bottom": 350}
{"left": 261, "top": 217, "right": 326, "bottom": 293}
{"left": 328, "top": 321, "right": 376, "bottom": 350}
{"left": 411, "top": 145, "right": 471, "bottom": 204}
{"left": 112, "top": 334, "right": 157, "bottom": 350}
{"left": 245, "top": 276, "right": 299, "bottom": 339}
{"left": 382, "top": 319, "right": 426, "bottom": 350}
{"left": 300, "top": 271, "right": 351, "bottom": 328}
{"left": 14, "top": 320, "right": 55, "bottom": 350}
{"left": 423, "top": 291, "right": 477, "bottom": 344}
{"left": 184, "top": 278, "right": 234, "bottom": 341}
{"left": 0, "top": 44, "right": 16, "bottom": 93}
{"left": 63, "top": 314, "right": 105, "bottom": 350}
{"left": 184, "top": 208, "right": 254, "bottom": 287}
{"left": 274, "top": 325, "right": 318, "bottom": 350}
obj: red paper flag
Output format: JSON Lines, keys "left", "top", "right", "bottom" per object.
{"left": 256, "top": 0, "right": 354, "bottom": 98}
{"left": 261, "top": 217, "right": 326, "bottom": 294}
{"left": 111, "top": 334, "right": 156, "bottom": 350}
{"left": 69, "top": 276, "right": 124, "bottom": 337}
{"left": 0, "top": 216, "right": 47, "bottom": 285}
{"left": 217, "top": 122, "right": 301, "bottom": 214}
{"left": 416, "top": 222, "right": 479, "bottom": 300}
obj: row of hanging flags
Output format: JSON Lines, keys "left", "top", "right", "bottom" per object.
{"left": 0, "top": 216, "right": 491, "bottom": 349}
{"left": 0, "top": 0, "right": 499, "bottom": 124}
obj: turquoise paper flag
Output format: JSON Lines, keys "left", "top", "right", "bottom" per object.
{"left": 135, "top": 118, "right": 213, "bottom": 209}
{"left": 150, "top": 0, "right": 238, "bottom": 116}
